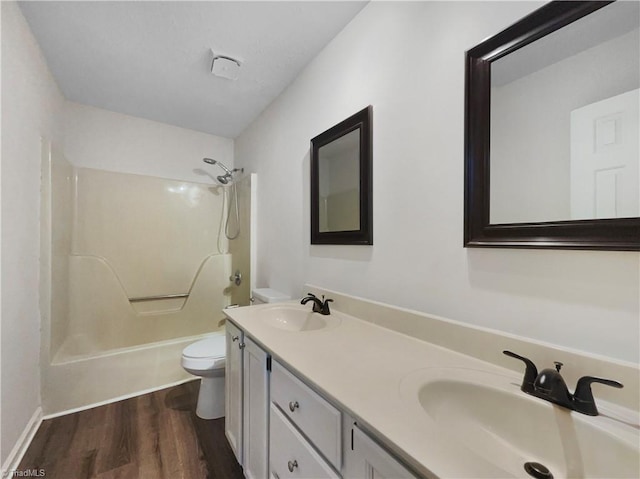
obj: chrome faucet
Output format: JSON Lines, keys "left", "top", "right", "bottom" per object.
{"left": 503, "top": 350, "right": 623, "bottom": 416}
{"left": 300, "top": 293, "right": 333, "bottom": 316}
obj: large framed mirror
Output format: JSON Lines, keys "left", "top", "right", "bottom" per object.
{"left": 311, "top": 106, "right": 372, "bottom": 245}
{"left": 465, "top": 1, "right": 639, "bottom": 250}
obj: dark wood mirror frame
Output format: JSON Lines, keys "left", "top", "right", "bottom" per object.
{"left": 311, "top": 106, "right": 373, "bottom": 245}
{"left": 464, "top": 0, "right": 639, "bottom": 251}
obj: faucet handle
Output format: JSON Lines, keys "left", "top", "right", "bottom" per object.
{"left": 320, "top": 297, "right": 333, "bottom": 315}
{"left": 503, "top": 350, "right": 538, "bottom": 394}
{"left": 573, "top": 376, "right": 623, "bottom": 416}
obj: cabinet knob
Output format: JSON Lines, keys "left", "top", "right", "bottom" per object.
{"left": 239, "top": 342, "right": 245, "bottom": 349}
{"left": 288, "top": 401, "right": 299, "bottom": 412}
{"left": 287, "top": 460, "right": 298, "bottom": 472}
{"left": 231, "top": 335, "right": 239, "bottom": 342}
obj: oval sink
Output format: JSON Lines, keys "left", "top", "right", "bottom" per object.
{"left": 400, "top": 368, "right": 639, "bottom": 478}
{"left": 259, "top": 305, "right": 341, "bottom": 332}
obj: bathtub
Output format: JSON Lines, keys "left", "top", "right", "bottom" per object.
{"left": 43, "top": 330, "right": 224, "bottom": 417}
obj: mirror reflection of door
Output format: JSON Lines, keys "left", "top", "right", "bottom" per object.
{"left": 318, "top": 128, "right": 360, "bottom": 233}
{"left": 570, "top": 89, "right": 639, "bottom": 220}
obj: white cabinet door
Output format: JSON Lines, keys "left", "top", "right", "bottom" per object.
{"left": 346, "top": 426, "right": 417, "bottom": 479}
{"left": 225, "top": 321, "right": 244, "bottom": 464}
{"left": 270, "top": 403, "right": 340, "bottom": 479}
{"left": 243, "top": 336, "right": 270, "bottom": 479}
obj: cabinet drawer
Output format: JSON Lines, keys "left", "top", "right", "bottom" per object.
{"left": 270, "top": 403, "right": 339, "bottom": 479}
{"left": 271, "top": 361, "right": 342, "bottom": 469}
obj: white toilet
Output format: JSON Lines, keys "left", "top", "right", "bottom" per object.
{"left": 181, "top": 334, "right": 226, "bottom": 419}
{"left": 252, "top": 288, "right": 291, "bottom": 305}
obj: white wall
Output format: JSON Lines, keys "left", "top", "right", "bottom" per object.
{"left": 236, "top": 1, "right": 640, "bottom": 363}
{"left": 1, "top": 1, "right": 65, "bottom": 465}
{"left": 63, "top": 102, "right": 234, "bottom": 183}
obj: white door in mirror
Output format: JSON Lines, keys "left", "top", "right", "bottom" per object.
{"left": 571, "top": 88, "right": 639, "bottom": 219}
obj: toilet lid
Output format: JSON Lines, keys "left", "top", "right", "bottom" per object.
{"left": 183, "top": 335, "right": 226, "bottom": 359}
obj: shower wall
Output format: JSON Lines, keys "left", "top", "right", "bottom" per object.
{"left": 34, "top": 103, "right": 242, "bottom": 415}
{"left": 230, "top": 174, "right": 254, "bottom": 306}
{"left": 51, "top": 164, "right": 231, "bottom": 361}
{"left": 40, "top": 141, "right": 250, "bottom": 414}
{"left": 48, "top": 145, "right": 74, "bottom": 359}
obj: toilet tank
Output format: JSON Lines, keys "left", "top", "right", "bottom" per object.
{"left": 252, "top": 288, "right": 290, "bottom": 305}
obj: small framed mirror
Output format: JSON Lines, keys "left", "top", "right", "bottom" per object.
{"left": 311, "top": 106, "right": 373, "bottom": 245}
{"left": 465, "top": 1, "right": 639, "bottom": 250}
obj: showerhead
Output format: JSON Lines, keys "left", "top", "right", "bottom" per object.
{"left": 202, "top": 158, "right": 244, "bottom": 185}
{"left": 202, "top": 157, "right": 233, "bottom": 176}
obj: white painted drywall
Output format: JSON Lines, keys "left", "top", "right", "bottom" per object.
{"left": 63, "top": 102, "right": 234, "bottom": 183}
{"left": 235, "top": 1, "right": 640, "bottom": 363}
{"left": 1, "top": 1, "right": 65, "bottom": 466}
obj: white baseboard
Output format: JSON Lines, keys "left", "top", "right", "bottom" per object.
{"left": 1, "top": 407, "right": 43, "bottom": 479}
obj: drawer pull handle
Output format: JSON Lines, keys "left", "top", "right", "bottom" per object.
{"left": 231, "top": 335, "right": 239, "bottom": 342}
{"left": 288, "top": 401, "right": 299, "bottom": 412}
{"left": 287, "top": 460, "right": 298, "bottom": 472}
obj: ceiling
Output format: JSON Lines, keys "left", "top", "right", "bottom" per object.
{"left": 18, "top": 1, "right": 367, "bottom": 138}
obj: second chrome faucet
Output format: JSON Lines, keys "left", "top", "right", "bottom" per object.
{"left": 503, "top": 350, "right": 623, "bottom": 416}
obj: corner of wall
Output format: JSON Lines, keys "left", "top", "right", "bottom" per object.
{"left": 0, "top": 408, "right": 43, "bottom": 478}
{"left": 1, "top": 0, "right": 64, "bottom": 466}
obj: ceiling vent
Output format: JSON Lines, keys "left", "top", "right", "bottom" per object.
{"left": 211, "top": 52, "right": 241, "bottom": 81}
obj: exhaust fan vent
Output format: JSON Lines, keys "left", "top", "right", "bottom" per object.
{"left": 211, "top": 53, "right": 241, "bottom": 81}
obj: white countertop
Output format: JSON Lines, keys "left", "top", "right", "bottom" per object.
{"left": 223, "top": 301, "right": 638, "bottom": 478}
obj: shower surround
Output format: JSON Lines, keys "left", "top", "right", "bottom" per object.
{"left": 40, "top": 144, "right": 233, "bottom": 414}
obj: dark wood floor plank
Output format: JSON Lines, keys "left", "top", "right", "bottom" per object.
{"left": 193, "top": 416, "right": 244, "bottom": 479}
{"left": 151, "top": 390, "right": 184, "bottom": 479}
{"left": 94, "top": 462, "right": 139, "bottom": 479}
{"left": 135, "top": 393, "right": 165, "bottom": 479}
{"left": 165, "top": 385, "right": 210, "bottom": 479}
{"left": 18, "top": 381, "right": 244, "bottom": 479}
{"left": 97, "top": 399, "right": 136, "bottom": 473}
{"left": 21, "top": 411, "right": 80, "bottom": 474}
{"left": 45, "top": 448, "right": 98, "bottom": 479}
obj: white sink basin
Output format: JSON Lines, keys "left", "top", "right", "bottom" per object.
{"left": 258, "top": 305, "right": 341, "bottom": 332}
{"left": 400, "top": 368, "right": 639, "bottom": 478}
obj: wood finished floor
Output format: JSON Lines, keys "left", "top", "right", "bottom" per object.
{"left": 18, "top": 381, "right": 245, "bottom": 479}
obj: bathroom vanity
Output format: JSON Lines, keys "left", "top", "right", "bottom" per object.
{"left": 223, "top": 288, "right": 640, "bottom": 479}
{"left": 225, "top": 319, "right": 416, "bottom": 479}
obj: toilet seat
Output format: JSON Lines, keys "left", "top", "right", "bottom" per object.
{"left": 181, "top": 335, "right": 226, "bottom": 371}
